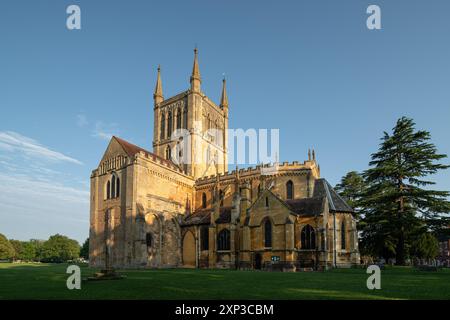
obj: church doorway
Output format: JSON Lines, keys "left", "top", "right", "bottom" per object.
{"left": 254, "top": 253, "right": 262, "bottom": 270}
{"left": 182, "top": 231, "right": 196, "bottom": 268}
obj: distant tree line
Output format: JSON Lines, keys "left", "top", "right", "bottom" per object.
{"left": 0, "top": 233, "right": 89, "bottom": 263}
{"left": 335, "top": 117, "right": 450, "bottom": 265}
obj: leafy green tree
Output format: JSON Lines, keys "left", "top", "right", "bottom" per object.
{"left": 9, "top": 240, "right": 23, "bottom": 260}
{"left": 21, "top": 242, "right": 37, "bottom": 261}
{"left": 80, "top": 238, "right": 89, "bottom": 260}
{"left": 411, "top": 232, "right": 439, "bottom": 261}
{"left": 335, "top": 171, "right": 366, "bottom": 218}
{"left": 41, "top": 234, "right": 80, "bottom": 263}
{"left": 0, "top": 233, "right": 15, "bottom": 260}
{"left": 361, "top": 117, "right": 450, "bottom": 265}
{"left": 29, "top": 239, "right": 45, "bottom": 261}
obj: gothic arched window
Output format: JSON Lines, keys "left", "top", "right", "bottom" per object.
{"left": 146, "top": 233, "right": 153, "bottom": 248}
{"left": 116, "top": 177, "right": 120, "bottom": 197}
{"left": 219, "top": 189, "right": 224, "bottom": 207}
{"left": 183, "top": 108, "right": 188, "bottom": 129}
{"left": 216, "top": 122, "right": 223, "bottom": 147}
{"left": 301, "top": 225, "right": 316, "bottom": 250}
{"left": 106, "top": 181, "right": 111, "bottom": 199}
{"left": 176, "top": 108, "right": 181, "bottom": 129}
{"left": 111, "top": 175, "right": 116, "bottom": 198}
{"left": 167, "top": 111, "right": 172, "bottom": 138}
{"left": 160, "top": 112, "right": 165, "bottom": 139}
{"left": 200, "top": 226, "right": 209, "bottom": 250}
{"left": 206, "top": 147, "right": 211, "bottom": 164}
{"left": 341, "top": 221, "right": 346, "bottom": 250}
{"left": 265, "top": 196, "right": 269, "bottom": 207}
{"left": 264, "top": 218, "right": 272, "bottom": 248}
{"left": 165, "top": 146, "right": 171, "bottom": 160}
{"left": 202, "top": 192, "right": 207, "bottom": 209}
{"left": 217, "top": 229, "right": 230, "bottom": 251}
{"left": 286, "top": 180, "right": 294, "bottom": 200}
{"left": 214, "top": 119, "right": 219, "bottom": 142}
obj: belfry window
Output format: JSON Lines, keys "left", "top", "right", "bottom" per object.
{"left": 111, "top": 175, "right": 116, "bottom": 198}
{"left": 206, "top": 147, "right": 211, "bottom": 164}
{"left": 219, "top": 189, "right": 224, "bottom": 207}
{"left": 167, "top": 111, "right": 172, "bottom": 138}
{"left": 106, "top": 173, "right": 120, "bottom": 200}
{"left": 214, "top": 120, "right": 219, "bottom": 143}
{"left": 264, "top": 218, "right": 272, "bottom": 248}
{"left": 341, "top": 221, "right": 346, "bottom": 250}
{"left": 301, "top": 225, "right": 316, "bottom": 250}
{"left": 183, "top": 108, "right": 188, "bottom": 129}
{"left": 176, "top": 108, "right": 181, "bottom": 129}
{"left": 106, "top": 181, "right": 111, "bottom": 199}
{"left": 160, "top": 112, "right": 165, "bottom": 139}
{"left": 202, "top": 192, "right": 207, "bottom": 209}
{"left": 286, "top": 180, "right": 294, "bottom": 200}
{"left": 200, "top": 226, "right": 209, "bottom": 250}
{"left": 217, "top": 229, "right": 230, "bottom": 251}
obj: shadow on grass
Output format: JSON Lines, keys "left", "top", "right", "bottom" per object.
{"left": 0, "top": 263, "right": 449, "bottom": 300}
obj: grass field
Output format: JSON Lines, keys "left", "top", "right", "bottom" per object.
{"left": 0, "top": 263, "right": 449, "bottom": 300}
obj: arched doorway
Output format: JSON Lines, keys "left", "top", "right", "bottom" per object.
{"left": 182, "top": 231, "right": 196, "bottom": 268}
{"left": 254, "top": 253, "right": 262, "bottom": 270}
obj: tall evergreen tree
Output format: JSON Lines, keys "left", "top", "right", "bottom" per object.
{"left": 335, "top": 171, "right": 366, "bottom": 218}
{"left": 80, "top": 238, "right": 89, "bottom": 260}
{"left": 361, "top": 117, "right": 450, "bottom": 265}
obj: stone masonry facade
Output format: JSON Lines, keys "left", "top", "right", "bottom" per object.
{"left": 89, "top": 50, "right": 360, "bottom": 271}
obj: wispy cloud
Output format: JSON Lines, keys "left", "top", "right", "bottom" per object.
{"left": 0, "top": 173, "right": 89, "bottom": 205}
{"left": 92, "top": 121, "right": 118, "bottom": 141}
{"left": 0, "top": 173, "right": 89, "bottom": 242}
{"left": 76, "top": 114, "right": 89, "bottom": 127}
{"left": 0, "top": 133, "right": 89, "bottom": 242}
{"left": 0, "top": 131, "right": 82, "bottom": 165}
{"left": 75, "top": 113, "right": 119, "bottom": 141}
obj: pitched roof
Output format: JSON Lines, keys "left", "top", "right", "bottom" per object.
{"left": 285, "top": 197, "right": 325, "bottom": 216}
{"left": 181, "top": 206, "right": 233, "bottom": 226}
{"left": 113, "top": 136, "right": 177, "bottom": 168}
{"left": 313, "top": 178, "right": 354, "bottom": 213}
{"left": 216, "top": 206, "right": 232, "bottom": 224}
{"left": 113, "top": 136, "right": 150, "bottom": 157}
{"left": 181, "top": 209, "right": 211, "bottom": 226}
{"left": 247, "top": 187, "right": 294, "bottom": 214}
{"left": 246, "top": 186, "right": 325, "bottom": 217}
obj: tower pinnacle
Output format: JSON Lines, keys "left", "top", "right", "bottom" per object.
{"left": 220, "top": 77, "right": 228, "bottom": 108}
{"left": 190, "top": 48, "right": 201, "bottom": 92}
{"left": 153, "top": 65, "right": 163, "bottom": 103}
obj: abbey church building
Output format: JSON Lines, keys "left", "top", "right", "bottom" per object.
{"left": 89, "top": 49, "right": 360, "bottom": 271}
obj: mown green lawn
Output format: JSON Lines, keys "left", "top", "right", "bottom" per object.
{"left": 0, "top": 263, "right": 449, "bottom": 300}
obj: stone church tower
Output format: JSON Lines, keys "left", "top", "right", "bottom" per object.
{"left": 89, "top": 49, "right": 360, "bottom": 271}
{"left": 152, "top": 49, "right": 228, "bottom": 179}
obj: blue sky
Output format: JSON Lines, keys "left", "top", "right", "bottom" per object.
{"left": 1, "top": 0, "right": 450, "bottom": 243}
